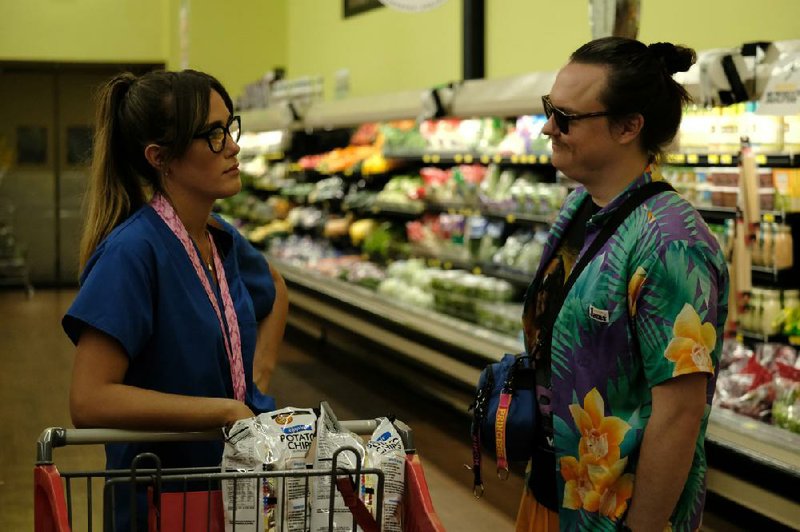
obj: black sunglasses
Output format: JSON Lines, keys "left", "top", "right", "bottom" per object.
{"left": 193, "top": 115, "right": 241, "bottom": 153}
{"left": 541, "top": 95, "right": 613, "bottom": 134}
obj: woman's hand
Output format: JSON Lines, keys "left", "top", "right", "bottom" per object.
{"left": 224, "top": 399, "right": 255, "bottom": 425}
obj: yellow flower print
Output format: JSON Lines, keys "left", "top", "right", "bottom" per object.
{"left": 561, "top": 455, "right": 634, "bottom": 518}
{"left": 664, "top": 303, "right": 716, "bottom": 377}
{"left": 628, "top": 266, "right": 647, "bottom": 315}
{"left": 560, "top": 455, "right": 592, "bottom": 510}
{"left": 568, "top": 388, "right": 631, "bottom": 465}
{"left": 587, "top": 457, "right": 635, "bottom": 518}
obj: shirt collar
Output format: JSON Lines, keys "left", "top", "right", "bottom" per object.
{"left": 587, "top": 167, "right": 658, "bottom": 226}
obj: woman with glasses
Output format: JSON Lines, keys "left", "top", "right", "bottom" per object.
{"left": 62, "top": 70, "right": 288, "bottom": 529}
{"left": 517, "top": 38, "right": 729, "bottom": 531}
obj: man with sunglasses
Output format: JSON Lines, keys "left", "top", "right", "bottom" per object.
{"left": 517, "top": 38, "right": 729, "bottom": 532}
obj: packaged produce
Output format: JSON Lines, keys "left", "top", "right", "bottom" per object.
{"left": 772, "top": 365, "right": 800, "bottom": 434}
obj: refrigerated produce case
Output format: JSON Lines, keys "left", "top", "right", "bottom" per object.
{"left": 225, "top": 70, "right": 800, "bottom": 528}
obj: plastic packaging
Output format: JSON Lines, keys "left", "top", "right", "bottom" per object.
{"left": 310, "top": 403, "right": 366, "bottom": 532}
{"left": 364, "top": 418, "right": 406, "bottom": 531}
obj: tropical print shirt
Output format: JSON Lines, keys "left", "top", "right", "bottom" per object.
{"left": 522, "top": 170, "right": 729, "bottom": 531}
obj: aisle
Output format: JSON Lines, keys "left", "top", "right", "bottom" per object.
{"left": 0, "top": 289, "right": 518, "bottom": 531}
{"left": 0, "top": 289, "right": 746, "bottom": 531}
{"left": 0, "top": 289, "right": 105, "bottom": 530}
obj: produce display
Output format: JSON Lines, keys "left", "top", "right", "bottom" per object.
{"left": 479, "top": 165, "right": 568, "bottom": 216}
{"left": 227, "top": 103, "right": 800, "bottom": 445}
{"left": 715, "top": 339, "right": 800, "bottom": 435}
{"left": 374, "top": 175, "right": 424, "bottom": 211}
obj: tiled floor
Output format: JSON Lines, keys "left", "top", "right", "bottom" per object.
{"left": 0, "top": 289, "right": 749, "bottom": 531}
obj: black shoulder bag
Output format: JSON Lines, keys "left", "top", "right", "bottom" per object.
{"left": 469, "top": 180, "right": 675, "bottom": 497}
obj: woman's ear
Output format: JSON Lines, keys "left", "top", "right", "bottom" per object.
{"left": 144, "top": 144, "right": 167, "bottom": 174}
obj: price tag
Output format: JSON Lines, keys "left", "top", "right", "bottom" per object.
{"left": 472, "top": 267, "right": 482, "bottom": 275}
{"left": 511, "top": 154, "right": 520, "bottom": 164}
{"left": 762, "top": 213, "right": 776, "bottom": 223}
{"left": 493, "top": 154, "right": 503, "bottom": 163}
{"left": 790, "top": 336, "right": 800, "bottom": 346}
{"left": 422, "top": 154, "right": 431, "bottom": 163}
{"left": 538, "top": 155, "right": 549, "bottom": 164}
{"left": 344, "top": 169, "right": 354, "bottom": 177}
{"left": 480, "top": 155, "right": 490, "bottom": 164}
{"left": 428, "top": 258, "right": 440, "bottom": 267}
{"left": 666, "top": 153, "right": 686, "bottom": 164}
{"left": 431, "top": 154, "right": 441, "bottom": 163}
{"left": 464, "top": 154, "right": 474, "bottom": 164}
{"left": 443, "top": 261, "right": 453, "bottom": 270}
{"left": 506, "top": 214, "right": 516, "bottom": 224}
{"left": 720, "top": 154, "right": 733, "bottom": 165}
{"left": 736, "top": 333, "right": 744, "bottom": 344}
{"left": 454, "top": 154, "right": 464, "bottom": 163}
{"left": 707, "top": 154, "right": 720, "bottom": 165}
{"left": 372, "top": 206, "right": 380, "bottom": 214}
{"left": 756, "top": 154, "right": 767, "bottom": 165}
{"left": 758, "top": 56, "right": 800, "bottom": 115}
{"left": 687, "top": 154, "right": 699, "bottom": 165}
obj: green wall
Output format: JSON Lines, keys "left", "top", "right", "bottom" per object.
{"left": 285, "top": 0, "right": 461, "bottom": 99}
{"left": 0, "top": 0, "right": 166, "bottom": 63}
{"left": 178, "top": 0, "right": 287, "bottom": 101}
{"left": 488, "top": 0, "right": 800, "bottom": 79}
{"left": 2, "top": 0, "right": 799, "bottom": 102}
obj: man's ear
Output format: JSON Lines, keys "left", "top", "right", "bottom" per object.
{"left": 613, "top": 113, "right": 645, "bottom": 146}
{"left": 144, "top": 144, "right": 167, "bottom": 173}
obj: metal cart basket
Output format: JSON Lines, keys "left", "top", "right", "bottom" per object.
{"left": 34, "top": 418, "right": 445, "bottom": 532}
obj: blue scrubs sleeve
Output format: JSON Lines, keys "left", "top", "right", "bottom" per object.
{"left": 233, "top": 230, "right": 275, "bottom": 321}
{"left": 62, "top": 238, "right": 154, "bottom": 359}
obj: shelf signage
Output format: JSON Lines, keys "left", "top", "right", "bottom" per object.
{"left": 758, "top": 55, "right": 800, "bottom": 116}
{"left": 379, "top": 0, "right": 448, "bottom": 12}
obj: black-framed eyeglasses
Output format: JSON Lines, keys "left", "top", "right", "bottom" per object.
{"left": 541, "top": 95, "right": 613, "bottom": 135}
{"left": 193, "top": 115, "right": 241, "bottom": 153}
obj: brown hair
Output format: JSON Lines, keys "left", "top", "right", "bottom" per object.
{"left": 570, "top": 37, "right": 696, "bottom": 161}
{"left": 80, "top": 69, "right": 233, "bottom": 269}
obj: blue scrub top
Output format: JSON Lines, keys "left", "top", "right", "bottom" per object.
{"left": 63, "top": 205, "right": 277, "bottom": 474}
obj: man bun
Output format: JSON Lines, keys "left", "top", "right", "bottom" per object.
{"left": 647, "top": 42, "right": 696, "bottom": 75}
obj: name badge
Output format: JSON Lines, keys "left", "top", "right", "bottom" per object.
{"left": 588, "top": 305, "right": 610, "bottom": 323}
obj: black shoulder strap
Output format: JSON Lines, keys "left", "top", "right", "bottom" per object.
{"left": 560, "top": 180, "right": 675, "bottom": 304}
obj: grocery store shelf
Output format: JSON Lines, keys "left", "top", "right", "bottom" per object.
{"left": 482, "top": 209, "right": 554, "bottom": 226}
{"left": 382, "top": 150, "right": 553, "bottom": 167}
{"left": 696, "top": 206, "right": 738, "bottom": 224}
{"left": 271, "top": 257, "right": 522, "bottom": 367}
{"left": 751, "top": 265, "right": 800, "bottom": 287}
{"left": 449, "top": 71, "right": 556, "bottom": 118}
{"left": 477, "top": 263, "right": 533, "bottom": 288}
{"left": 739, "top": 330, "right": 800, "bottom": 346}
{"left": 705, "top": 408, "right": 800, "bottom": 528}
{"left": 303, "top": 89, "right": 441, "bottom": 129}
{"left": 664, "top": 152, "right": 799, "bottom": 167}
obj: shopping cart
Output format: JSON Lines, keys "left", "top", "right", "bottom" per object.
{"left": 34, "top": 418, "right": 445, "bottom": 532}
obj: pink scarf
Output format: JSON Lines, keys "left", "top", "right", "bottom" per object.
{"left": 150, "top": 193, "right": 246, "bottom": 402}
